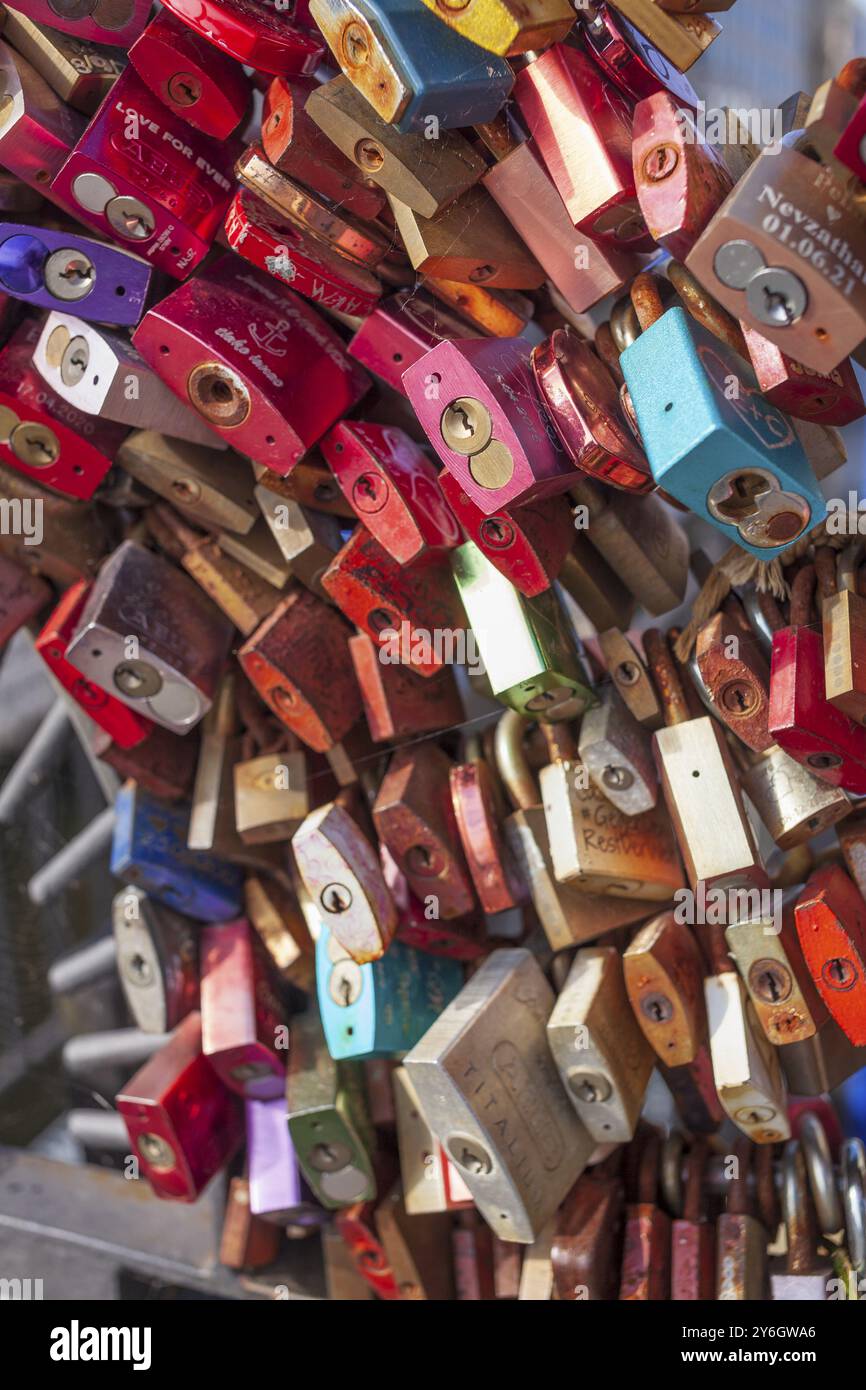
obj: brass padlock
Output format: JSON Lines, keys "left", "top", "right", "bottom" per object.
{"left": 597, "top": 629, "right": 663, "bottom": 732}
{"left": 725, "top": 899, "right": 828, "bottom": 1047}
{"left": 547, "top": 946, "right": 654, "bottom": 1143}
{"left": 244, "top": 874, "right": 316, "bottom": 994}
{"left": 254, "top": 489, "right": 344, "bottom": 601}
{"left": 117, "top": 431, "right": 258, "bottom": 536}
{"left": 404, "top": 947, "right": 594, "bottom": 1244}
{"left": 820, "top": 543, "right": 866, "bottom": 724}
{"left": 623, "top": 910, "right": 708, "bottom": 1068}
{"left": 1, "top": 10, "right": 124, "bottom": 114}
{"left": 233, "top": 727, "right": 309, "bottom": 846}
{"left": 387, "top": 187, "right": 544, "bottom": 289}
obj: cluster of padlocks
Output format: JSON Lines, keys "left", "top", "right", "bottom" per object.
{"left": 3, "top": 0, "right": 866, "bottom": 1301}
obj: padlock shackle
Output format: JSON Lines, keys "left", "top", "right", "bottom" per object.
{"left": 666, "top": 260, "right": 748, "bottom": 362}
{"left": 610, "top": 294, "right": 641, "bottom": 353}
{"left": 493, "top": 710, "right": 538, "bottom": 812}
{"left": 781, "top": 1141, "right": 819, "bottom": 1275}
{"left": 594, "top": 322, "right": 624, "bottom": 385}
{"left": 799, "top": 1112, "right": 844, "bottom": 1238}
{"left": 789, "top": 564, "right": 817, "bottom": 628}
{"left": 838, "top": 541, "right": 865, "bottom": 595}
{"left": 630, "top": 273, "right": 666, "bottom": 335}
{"left": 643, "top": 628, "right": 691, "bottom": 727}
{"left": 814, "top": 546, "right": 838, "bottom": 601}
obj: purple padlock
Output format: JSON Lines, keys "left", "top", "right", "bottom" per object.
{"left": 0, "top": 223, "right": 152, "bottom": 327}
{"left": 402, "top": 337, "right": 576, "bottom": 515}
{"left": 245, "top": 1097, "right": 327, "bottom": 1231}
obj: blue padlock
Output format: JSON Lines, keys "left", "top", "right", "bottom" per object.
{"left": 308, "top": 0, "right": 513, "bottom": 134}
{"left": 316, "top": 924, "right": 463, "bottom": 1059}
{"left": 111, "top": 780, "right": 244, "bottom": 923}
{"left": 620, "top": 284, "right": 827, "bottom": 558}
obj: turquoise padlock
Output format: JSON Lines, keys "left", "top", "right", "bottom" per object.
{"left": 620, "top": 280, "right": 826, "bottom": 558}
{"left": 316, "top": 925, "right": 463, "bottom": 1059}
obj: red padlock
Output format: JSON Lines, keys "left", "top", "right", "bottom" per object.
{"left": 795, "top": 865, "right": 866, "bottom": 1046}
{"left": 159, "top": 0, "right": 324, "bottom": 75}
{"left": 741, "top": 326, "right": 866, "bottom": 427}
{"left": 0, "top": 318, "right": 125, "bottom": 500}
{"left": 834, "top": 90, "right": 866, "bottom": 182}
{"left": 128, "top": 8, "right": 251, "bottom": 139}
{"left": 116, "top": 1011, "right": 243, "bottom": 1202}
{"left": 321, "top": 527, "right": 466, "bottom": 678}
{"left": 92, "top": 725, "right": 199, "bottom": 802}
{"left": 632, "top": 91, "right": 732, "bottom": 261}
{"left": 449, "top": 757, "right": 525, "bottom": 916}
{"left": 348, "top": 290, "right": 475, "bottom": 395}
{"left": 382, "top": 845, "right": 484, "bottom": 961}
{"left": 437, "top": 471, "right": 573, "bottom": 598}
{"left": 52, "top": 68, "right": 238, "bottom": 280}
{"left": 348, "top": 632, "right": 464, "bottom": 743}
{"left": 322, "top": 420, "right": 461, "bottom": 566}
{"left": 200, "top": 918, "right": 288, "bottom": 1099}
{"left": 769, "top": 563, "right": 866, "bottom": 795}
{"left": 132, "top": 254, "right": 369, "bottom": 473}
{"left": 224, "top": 188, "right": 382, "bottom": 319}
{"left": 0, "top": 42, "right": 86, "bottom": 207}
{"left": 35, "top": 580, "right": 153, "bottom": 750}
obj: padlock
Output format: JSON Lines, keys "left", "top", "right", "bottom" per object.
{"left": 308, "top": 0, "right": 514, "bottom": 135}
{"left": 834, "top": 85, "right": 866, "bottom": 182}
{"left": 632, "top": 91, "right": 733, "bottom": 260}
{"left": 551, "top": 1155, "right": 625, "bottom": 1301}
{"left": 348, "top": 288, "right": 474, "bottom": 395}
{"left": 111, "top": 779, "right": 244, "bottom": 922}
{"left": 623, "top": 911, "right": 708, "bottom": 1067}
{"left": 127, "top": 9, "right": 250, "bottom": 139}
{"left": 233, "top": 737, "right": 308, "bottom": 846}
{"left": 132, "top": 255, "right": 369, "bottom": 473}
{"left": 547, "top": 946, "right": 654, "bottom": 1143}
{"left": 513, "top": 45, "right": 651, "bottom": 251}
{"left": 0, "top": 41, "right": 86, "bottom": 203}
{"left": 52, "top": 68, "right": 239, "bottom": 281}
{"left": 234, "top": 145, "right": 391, "bottom": 274}
{"left": 321, "top": 1223, "right": 375, "bottom": 1298}
{"left": 200, "top": 918, "right": 289, "bottom": 1099}
{"left": 253, "top": 456, "right": 356, "bottom": 521}
{"left": 238, "top": 584, "right": 363, "bottom": 752}
{"left": 530, "top": 328, "right": 652, "bottom": 494}
{"left": 219, "top": 1175, "right": 282, "bottom": 1270}
{"left": 65, "top": 540, "right": 233, "bottom": 734}
{"left": 0, "top": 551, "right": 49, "bottom": 648}
{"left": 801, "top": 59, "right": 866, "bottom": 166}
{"left": 620, "top": 274, "right": 824, "bottom": 555}
{"left": 0, "top": 222, "right": 151, "bottom": 325}
{"left": 11, "top": 0, "right": 150, "bottom": 46}
{"left": 597, "top": 629, "right": 663, "bottom": 731}
{"left": 497, "top": 712, "right": 660, "bottom": 948}
{"left": 387, "top": 186, "right": 543, "bottom": 290}
{"left": 477, "top": 120, "right": 640, "bottom": 315}
{"left": 382, "top": 839, "right": 486, "bottom": 961}
{"left": 322, "top": 420, "right": 461, "bottom": 566}
{"left": 716, "top": 1138, "right": 768, "bottom": 1300}
{"left": 348, "top": 631, "right": 464, "bottom": 743}
{"left": 0, "top": 10, "right": 125, "bottom": 116}
{"left": 795, "top": 864, "right": 866, "bottom": 1047}
{"left": 373, "top": 1181, "right": 455, "bottom": 1300}
{"left": 569, "top": 475, "right": 689, "bottom": 618}
{"left": 144, "top": 504, "right": 281, "bottom": 640}
{"left": 116, "top": 1011, "right": 242, "bottom": 1202}
{"left": 769, "top": 563, "right": 866, "bottom": 795}
{"left": 705, "top": 926, "right": 790, "bottom": 1144}
{"left": 619, "top": 1132, "right": 671, "bottom": 1300}
{"left": 449, "top": 747, "right": 525, "bottom": 916}
{"left": 538, "top": 720, "right": 684, "bottom": 899}
{"left": 117, "top": 432, "right": 258, "bottom": 536}
{"left": 262, "top": 76, "right": 386, "bottom": 223}
{"left": 286, "top": 1007, "right": 376, "bottom": 1208}
{"left": 599, "top": 0, "right": 718, "bottom": 69}
{"left": 424, "top": 279, "right": 532, "bottom": 339}
{"left": 404, "top": 947, "right": 593, "bottom": 1244}
{"left": 770, "top": 1141, "right": 831, "bottom": 1300}
{"left": 821, "top": 543, "right": 866, "bottom": 724}
{"left": 671, "top": 1139, "right": 715, "bottom": 1301}
{"left": 316, "top": 922, "right": 463, "bottom": 1060}
{"left": 438, "top": 472, "right": 572, "bottom": 599}
{"left": 216, "top": 516, "right": 291, "bottom": 591}
{"left": 244, "top": 873, "right": 316, "bottom": 993}
{"left": 491, "top": 1235, "right": 522, "bottom": 1300}
{"left": 34, "top": 313, "right": 221, "bottom": 446}
{"left": 741, "top": 743, "right": 851, "bottom": 852}
{"left": 417, "top": 0, "right": 573, "bottom": 55}
{"left": 322, "top": 526, "right": 465, "bottom": 679}
{"left": 245, "top": 1097, "right": 320, "bottom": 1228}
{"left": 252, "top": 492, "right": 340, "bottom": 602}
{"left": 685, "top": 135, "right": 866, "bottom": 376}
{"left": 647, "top": 628, "right": 769, "bottom": 896}
{"left": 334, "top": 1195, "right": 401, "bottom": 1299}
{"left": 577, "top": 686, "right": 658, "bottom": 815}
{"left": 187, "top": 671, "right": 244, "bottom": 856}
{"left": 224, "top": 188, "right": 383, "bottom": 320}
{"left": 159, "top": 0, "right": 324, "bottom": 75}
{"left": 0, "top": 317, "right": 122, "bottom": 501}
{"left": 112, "top": 885, "right": 199, "bottom": 1035}
{"left": 452, "top": 542, "right": 595, "bottom": 720}
{"left": 695, "top": 605, "right": 773, "bottom": 753}
{"left": 580, "top": 3, "right": 701, "bottom": 106}
{"left": 302, "top": 75, "right": 483, "bottom": 222}
{"left": 292, "top": 798, "right": 398, "bottom": 964}
{"left": 452, "top": 1214, "right": 496, "bottom": 1299}
{"left": 392, "top": 1065, "right": 473, "bottom": 1214}
{"left": 93, "top": 721, "right": 199, "bottom": 804}
{"left": 0, "top": 461, "right": 113, "bottom": 584}
{"left": 372, "top": 743, "right": 477, "bottom": 921}
{"left": 404, "top": 337, "right": 578, "bottom": 515}
{"left": 726, "top": 899, "right": 828, "bottom": 1047}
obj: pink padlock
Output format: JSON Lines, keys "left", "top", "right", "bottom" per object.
{"left": 348, "top": 290, "right": 474, "bottom": 395}
{"left": 402, "top": 337, "right": 575, "bottom": 515}
{"left": 132, "top": 254, "right": 369, "bottom": 473}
